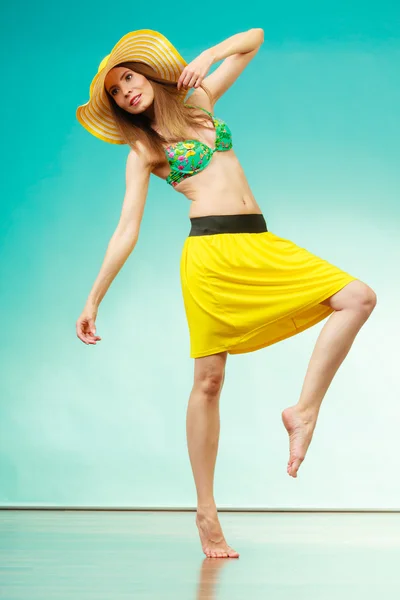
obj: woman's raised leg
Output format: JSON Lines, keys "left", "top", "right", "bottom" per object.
{"left": 186, "top": 350, "right": 239, "bottom": 558}
{"left": 282, "top": 279, "right": 377, "bottom": 478}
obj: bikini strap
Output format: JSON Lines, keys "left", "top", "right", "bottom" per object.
{"left": 185, "top": 104, "right": 213, "bottom": 118}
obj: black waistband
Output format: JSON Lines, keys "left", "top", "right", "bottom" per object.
{"left": 189, "top": 213, "right": 268, "bottom": 236}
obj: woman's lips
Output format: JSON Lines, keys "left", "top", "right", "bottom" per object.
{"left": 130, "top": 94, "right": 141, "bottom": 106}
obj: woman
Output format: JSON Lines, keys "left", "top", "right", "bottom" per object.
{"left": 75, "top": 29, "right": 377, "bottom": 558}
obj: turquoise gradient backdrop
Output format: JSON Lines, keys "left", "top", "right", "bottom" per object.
{"left": 1, "top": 1, "right": 399, "bottom": 508}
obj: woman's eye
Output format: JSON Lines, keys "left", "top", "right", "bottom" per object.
{"left": 111, "top": 74, "right": 132, "bottom": 95}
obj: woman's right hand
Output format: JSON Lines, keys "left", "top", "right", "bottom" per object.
{"left": 76, "top": 306, "right": 102, "bottom": 345}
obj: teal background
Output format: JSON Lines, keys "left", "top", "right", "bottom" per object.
{"left": 0, "top": 1, "right": 399, "bottom": 508}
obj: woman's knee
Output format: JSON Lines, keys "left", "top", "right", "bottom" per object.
{"left": 193, "top": 352, "right": 227, "bottom": 398}
{"left": 355, "top": 282, "right": 377, "bottom": 316}
{"left": 323, "top": 280, "right": 377, "bottom": 315}
{"left": 346, "top": 281, "right": 377, "bottom": 319}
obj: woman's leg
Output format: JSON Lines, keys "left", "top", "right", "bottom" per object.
{"left": 186, "top": 350, "right": 239, "bottom": 558}
{"left": 282, "top": 279, "right": 377, "bottom": 478}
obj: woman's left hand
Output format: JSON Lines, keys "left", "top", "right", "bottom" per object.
{"left": 177, "top": 50, "right": 215, "bottom": 91}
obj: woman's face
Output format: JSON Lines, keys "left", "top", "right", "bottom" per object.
{"left": 104, "top": 67, "right": 154, "bottom": 114}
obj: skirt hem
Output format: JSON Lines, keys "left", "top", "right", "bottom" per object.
{"left": 189, "top": 275, "right": 358, "bottom": 359}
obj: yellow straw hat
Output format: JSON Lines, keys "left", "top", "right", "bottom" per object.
{"left": 76, "top": 29, "right": 188, "bottom": 144}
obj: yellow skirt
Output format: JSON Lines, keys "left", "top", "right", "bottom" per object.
{"left": 180, "top": 216, "right": 358, "bottom": 358}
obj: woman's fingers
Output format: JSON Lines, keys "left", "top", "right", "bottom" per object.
{"left": 179, "top": 71, "right": 193, "bottom": 89}
{"left": 86, "top": 332, "right": 101, "bottom": 343}
{"left": 87, "top": 319, "right": 101, "bottom": 342}
{"left": 187, "top": 73, "right": 200, "bottom": 88}
{"left": 83, "top": 323, "right": 101, "bottom": 344}
{"left": 178, "top": 69, "right": 202, "bottom": 90}
{"left": 76, "top": 318, "right": 101, "bottom": 345}
{"left": 177, "top": 52, "right": 213, "bottom": 90}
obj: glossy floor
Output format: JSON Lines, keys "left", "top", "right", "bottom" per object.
{"left": 1, "top": 510, "right": 399, "bottom": 599}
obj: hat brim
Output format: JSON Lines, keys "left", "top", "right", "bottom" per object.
{"left": 76, "top": 29, "right": 188, "bottom": 144}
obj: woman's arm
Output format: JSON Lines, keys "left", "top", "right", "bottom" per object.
{"left": 179, "top": 29, "right": 264, "bottom": 105}
{"left": 84, "top": 149, "right": 152, "bottom": 310}
{"left": 207, "top": 28, "right": 264, "bottom": 63}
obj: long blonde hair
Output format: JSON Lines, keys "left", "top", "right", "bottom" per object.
{"left": 105, "top": 61, "right": 214, "bottom": 162}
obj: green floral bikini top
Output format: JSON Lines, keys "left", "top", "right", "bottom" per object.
{"left": 165, "top": 104, "right": 233, "bottom": 188}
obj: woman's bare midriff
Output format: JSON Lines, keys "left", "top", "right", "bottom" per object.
{"left": 152, "top": 148, "right": 263, "bottom": 219}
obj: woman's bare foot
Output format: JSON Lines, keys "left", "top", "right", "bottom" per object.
{"left": 196, "top": 508, "right": 240, "bottom": 558}
{"left": 281, "top": 406, "right": 318, "bottom": 478}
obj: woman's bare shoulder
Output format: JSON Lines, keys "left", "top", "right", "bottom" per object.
{"left": 127, "top": 141, "right": 158, "bottom": 168}
{"left": 185, "top": 89, "right": 215, "bottom": 114}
